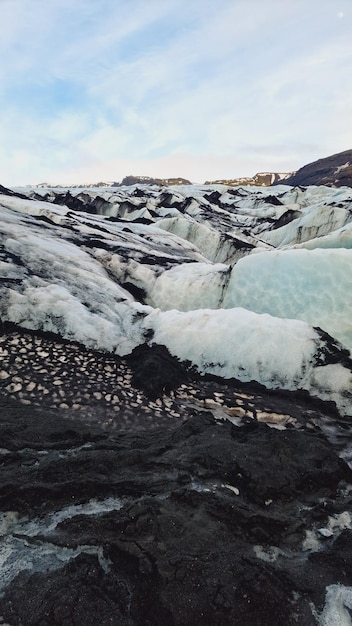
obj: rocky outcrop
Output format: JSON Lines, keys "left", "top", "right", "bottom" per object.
{"left": 120, "top": 175, "right": 192, "bottom": 187}
{"left": 280, "top": 149, "right": 352, "bottom": 187}
{"left": 205, "top": 172, "right": 292, "bottom": 186}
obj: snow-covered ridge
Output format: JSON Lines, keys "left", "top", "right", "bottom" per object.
{"left": 204, "top": 171, "right": 293, "bottom": 186}
{"left": 1, "top": 183, "right": 352, "bottom": 416}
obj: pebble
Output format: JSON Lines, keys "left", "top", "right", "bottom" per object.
{"left": 6, "top": 382, "right": 22, "bottom": 393}
{"left": 0, "top": 328, "right": 307, "bottom": 433}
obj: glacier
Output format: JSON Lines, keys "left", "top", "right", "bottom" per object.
{"left": 2, "top": 181, "right": 352, "bottom": 625}
{"left": 1, "top": 183, "right": 352, "bottom": 417}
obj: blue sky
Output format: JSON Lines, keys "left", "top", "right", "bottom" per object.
{"left": 0, "top": 0, "right": 351, "bottom": 185}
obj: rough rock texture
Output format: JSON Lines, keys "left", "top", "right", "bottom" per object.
{"left": 281, "top": 149, "right": 352, "bottom": 187}
{"left": 1, "top": 391, "right": 352, "bottom": 625}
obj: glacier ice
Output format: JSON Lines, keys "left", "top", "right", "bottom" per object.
{"left": 144, "top": 306, "right": 352, "bottom": 416}
{"left": 1, "top": 183, "right": 352, "bottom": 417}
{"left": 145, "top": 247, "right": 352, "bottom": 353}
{"left": 223, "top": 248, "right": 352, "bottom": 350}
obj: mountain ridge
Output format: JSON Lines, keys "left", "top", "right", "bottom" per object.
{"left": 278, "top": 149, "right": 352, "bottom": 187}
{"left": 205, "top": 171, "right": 293, "bottom": 187}
{"left": 25, "top": 149, "right": 352, "bottom": 189}
{"left": 32, "top": 171, "right": 293, "bottom": 189}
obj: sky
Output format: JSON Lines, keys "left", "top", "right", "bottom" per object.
{"left": 0, "top": 0, "right": 351, "bottom": 185}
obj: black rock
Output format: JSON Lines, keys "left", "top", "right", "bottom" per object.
{"left": 0, "top": 398, "right": 352, "bottom": 625}
{"left": 126, "top": 343, "right": 193, "bottom": 398}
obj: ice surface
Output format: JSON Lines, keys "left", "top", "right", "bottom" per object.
{"left": 144, "top": 306, "right": 352, "bottom": 415}
{"left": 145, "top": 247, "right": 352, "bottom": 352}
{"left": 1, "top": 184, "right": 352, "bottom": 416}
{"left": 146, "top": 262, "right": 229, "bottom": 311}
{"left": 0, "top": 197, "right": 205, "bottom": 354}
{"left": 223, "top": 248, "right": 352, "bottom": 350}
{"left": 0, "top": 498, "right": 125, "bottom": 592}
{"left": 319, "top": 585, "right": 352, "bottom": 626}
{"left": 0, "top": 205, "right": 146, "bottom": 354}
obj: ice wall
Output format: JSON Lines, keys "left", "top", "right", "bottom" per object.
{"left": 223, "top": 248, "right": 352, "bottom": 350}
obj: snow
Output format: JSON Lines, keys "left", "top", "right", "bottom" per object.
{"left": 146, "top": 307, "right": 317, "bottom": 385}
{"left": 6, "top": 283, "right": 143, "bottom": 355}
{"left": 1, "top": 183, "right": 352, "bottom": 416}
{"left": 335, "top": 162, "right": 350, "bottom": 174}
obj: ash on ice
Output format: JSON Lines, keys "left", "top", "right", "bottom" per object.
{"left": 1, "top": 181, "right": 352, "bottom": 625}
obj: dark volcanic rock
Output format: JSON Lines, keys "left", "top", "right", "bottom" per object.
{"left": 281, "top": 149, "right": 352, "bottom": 187}
{"left": 1, "top": 554, "right": 135, "bottom": 626}
{"left": 0, "top": 398, "right": 352, "bottom": 625}
{"left": 126, "top": 343, "right": 193, "bottom": 398}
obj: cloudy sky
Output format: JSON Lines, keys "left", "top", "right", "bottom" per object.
{"left": 1, "top": 0, "right": 351, "bottom": 185}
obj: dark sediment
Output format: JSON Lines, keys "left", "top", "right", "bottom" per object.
{"left": 0, "top": 391, "right": 352, "bottom": 625}
{"left": 1, "top": 326, "right": 352, "bottom": 624}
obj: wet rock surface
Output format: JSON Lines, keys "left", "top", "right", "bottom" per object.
{"left": 1, "top": 395, "right": 352, "bottom": 625}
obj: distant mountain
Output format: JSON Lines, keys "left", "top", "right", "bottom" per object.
{"left": 35, "top": 176, "right": 193, "bottom": 189}
{"left": 205, "top": 172, "right": 293, "bottom": 187}
{"left": 280, "top": 149, "right": 352, "bottom": 187}
{"left": 35, "top": 181, "right": 119, "bottom": 189}
{"left": 120, "top": 175, "right": 192, "bottom": 186}
{"left": 31, "top": 151, "right": 352, "bottom": 190}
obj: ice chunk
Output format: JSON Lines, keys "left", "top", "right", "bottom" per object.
{"left": 319, "top": 585, "right": 352, "bottom": 626}
{"left": 223, "top": 248, "right": 352, "bottom": 350}
{"left": 144, "top": 306, "right": 352, "bottom": 416}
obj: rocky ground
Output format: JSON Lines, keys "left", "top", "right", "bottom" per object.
{"left": 1, "top": 338, "right": 352, "bottom": 625}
